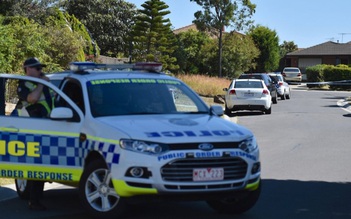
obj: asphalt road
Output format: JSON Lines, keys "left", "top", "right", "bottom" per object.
{"left": 1, "top": 84, "right": 351, "bottom": 219}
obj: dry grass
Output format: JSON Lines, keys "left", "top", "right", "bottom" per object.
{"left": 176, "top": 74, "right": 231, "bottom": 97}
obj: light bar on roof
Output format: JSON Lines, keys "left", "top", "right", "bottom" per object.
{"left": 69, "top": 62, "right": 163, "bottom": 72}
{"left": 134, "top": 62, "right": 163, "bottom": 72}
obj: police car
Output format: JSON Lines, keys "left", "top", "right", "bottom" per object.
{"left": 0, "top": 62, "right": 261, "bottom": 218}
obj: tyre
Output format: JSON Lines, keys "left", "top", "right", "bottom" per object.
{"left": 286, "top": 93, "right": 290, "bottom": 99}
{"left": 207, "top": 181, "right": 261, "bottom": 214}
{"left": 79, "top": 159, "right": 127, "bottom": 219}
{"left": 265, "top": 107, "right": 271, "bottom": 114}
{"left": 225, "top": 105, "right": 233, "bottom": 116}
{"left": 272, "top": 93, "right": 278, "bottom": 104}
{"left": 281, "top": 93, "right": 285, "bottom": 100}
{"left": 15, "top": 179, "right": 32, "bottom": 200}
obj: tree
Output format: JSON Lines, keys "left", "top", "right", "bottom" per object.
{"left": 131, "top": 0, "right": 178, "bottom": 70}
{"left": 190, "top": 0, "right": 256, "bottom": 77}
{"left": 63, "top": 0, "right": 137, "bottom": 57}
{"left": 248, "top": 25, "right": 280, "bottom": 72}
{"left": 222, "top": 32, "right": 259, "bottom": 77}
{"left": 0, "top": 0, "right": 60, "bottom": 23}
{"left": 280, "top": 40, "right": 298, "bottom": 58}
{"left": 174, "top": 29, "right": 211, "bottom": 74}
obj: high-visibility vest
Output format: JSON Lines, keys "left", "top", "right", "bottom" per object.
{"left": 18, "top": 81, "right": 54, "bottom": 117}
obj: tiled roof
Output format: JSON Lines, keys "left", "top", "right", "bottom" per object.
{"left": 287, "top": 41, "right": 351, "bottom": 56}
{"left": 173, "top": 24, "right": 198, "bottom": 34}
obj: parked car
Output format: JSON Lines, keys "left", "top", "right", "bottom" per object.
{"left": 268, "top": 73, "right": 291, "bottom": 100}
{"left": 223, "top": 79, "right": 272, "bottom": 115}
{"left": 282, "top": 67, "right": 302, "bottom": 82}
{"left": 238, "top": 73, "right": 278, "bottom": 104}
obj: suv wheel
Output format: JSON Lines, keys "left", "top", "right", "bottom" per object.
{"left": 79, "top": 159, "right": 127, "bottom": 219}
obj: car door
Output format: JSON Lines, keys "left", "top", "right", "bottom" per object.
{"left": 0, "top": 74, "right": 84, "bottom": 183}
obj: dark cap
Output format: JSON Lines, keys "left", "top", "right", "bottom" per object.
{"left": 23, "top": 57, "right": 47, "bottom": 68}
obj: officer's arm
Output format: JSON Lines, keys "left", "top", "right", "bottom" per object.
{"left": 27, "top": 84, "right": 44, "bottom": 104}
{"left": 27, "top": 75, "right": 50, "bottom": 104}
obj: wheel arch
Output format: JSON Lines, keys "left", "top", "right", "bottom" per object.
{"left": 84, "top": 151, "right": 107, "bottom": 169}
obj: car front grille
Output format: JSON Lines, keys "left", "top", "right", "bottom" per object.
{"left": 161, "top": 157, "right": 247, "bottom": 182}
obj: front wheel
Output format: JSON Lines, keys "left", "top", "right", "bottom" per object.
{"left": 15, "top": 179, "right": 32, "bottom": 200}
{"left": 207, "top": 181, "right": 261, "bottom": 214}
{"left": 79, "top": 159, "right": 127, "bottom": 219}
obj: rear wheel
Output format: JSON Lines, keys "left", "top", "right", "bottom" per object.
{"left": 286, "top": 93, "right": 290, "bottom": 99}
{"left": 15, "top": 179, "right": 32, "bottom": 200}
{"left": 272, "top": 92, "right": 278, "bottom": 104}
{"left": 225, "top": 105, "right": 233, "bottom": 116}
{"left": 79, "top": 159, "right": 127, "bottom": 219}
{"left": 281, "top": 93, "right": 286, "bottom": 100}
{"left": 207, "top": 181, "right": 261, "bottom": 214}
{"left": 265, "top": 107, "right": 271, "bottom": 114}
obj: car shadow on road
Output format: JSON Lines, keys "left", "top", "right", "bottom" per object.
{"left": 2, "top": 179, "right": 351, "bottom": 219}
{"left": 227, "top": 111, "right": 264, "bottom": 117}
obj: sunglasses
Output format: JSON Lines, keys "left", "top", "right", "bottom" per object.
{"left": 31, "top": 66, "right": 42, "bottom": 71}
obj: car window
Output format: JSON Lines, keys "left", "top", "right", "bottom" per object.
{"left": 60, "top": 80, "right": 85, "bottom": 114}
{"left": 284, "top": 68, "right": 300, "bottom": 72}
{"left": 87, "top": 78, "right": 208, "bottom": 117}
{"left": 235, "top": 81, "right": 263, "bottom": 88}
{"left": 1, "top": 77, "right": 81, "bottom": 122}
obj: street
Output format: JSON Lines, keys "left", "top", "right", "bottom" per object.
{"left": 1, "top": 85, "right": 351, "bottom": 219}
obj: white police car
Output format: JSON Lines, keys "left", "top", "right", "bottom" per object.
{"left": 0, "top": 62, "right": 261, "bottom": 218}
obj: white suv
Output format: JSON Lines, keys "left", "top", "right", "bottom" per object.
{"left": 0, "top": 62, "right": 261, "bottom": 218}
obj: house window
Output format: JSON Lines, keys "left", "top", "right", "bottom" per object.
{"left": 336, "top": 58, "right": 348, "bottom": 65}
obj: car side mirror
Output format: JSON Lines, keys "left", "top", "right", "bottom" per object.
{"left": 210, "top": 105, "right": 224, "bottom": 117}
{"left": 50, "top": 107, "right": 73, "bottom": 120}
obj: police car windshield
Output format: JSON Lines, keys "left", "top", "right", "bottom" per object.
{"left": 87, "top": 78, "right": 208, "bottom": 117}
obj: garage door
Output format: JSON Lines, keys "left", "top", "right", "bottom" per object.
{"left": 298, "top": 58, "right": 322, "bottom": 80}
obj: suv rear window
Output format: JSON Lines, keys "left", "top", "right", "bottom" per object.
{"left": 283, "top": 68, "right": 300, "bottom": 72}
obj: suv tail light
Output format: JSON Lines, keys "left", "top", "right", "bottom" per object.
{"left": 278, "top": 82, "right": 283, "bottom": 86}
{"left": 262, "top": 89, "right": 269, "bottom": 95}
{"left": 297, "top": 73, "right": 302, "bottom": 76}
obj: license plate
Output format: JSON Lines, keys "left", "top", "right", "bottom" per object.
{"left": 193, "top": 168, "right": 224, "bottom": 181}
{"left": 244, "top": 92, "right": 254, "bottom": 97}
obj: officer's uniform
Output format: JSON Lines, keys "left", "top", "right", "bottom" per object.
{"left": 17, "top": 57, "right": 53, "bottom": 211}
{"left": 16, "top": 80, "right": 53, "bottom": 117}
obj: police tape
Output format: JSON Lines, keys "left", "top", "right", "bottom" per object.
{"left": 306, "top": 80, "right": 351, "bottom": 85}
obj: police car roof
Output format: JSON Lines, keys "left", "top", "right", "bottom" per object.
{"left": 69, "top": 62, "right": 164, "bottom": 74}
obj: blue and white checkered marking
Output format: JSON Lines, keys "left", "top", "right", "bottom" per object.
{"left": 0, "top": 131, "right": 120, "bottom": 168}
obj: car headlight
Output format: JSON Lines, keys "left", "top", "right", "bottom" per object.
{"left": 238, "top": 136, "right": 258, "bottom": 153}
{"left": 120, "top": 139, "right": 169, "bottom": 155}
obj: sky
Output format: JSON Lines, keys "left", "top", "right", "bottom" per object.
{"left": 127, "top": 0, "right": 351, "bottom": 49}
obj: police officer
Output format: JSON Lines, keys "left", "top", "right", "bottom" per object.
{"left": 16, "top": 57, "right": 53, "bottom": 210}
{"left": 16, "top": 57, "right": 53, "bottom": 118}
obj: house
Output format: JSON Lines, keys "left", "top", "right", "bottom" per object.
{"left": 285, "top": 41, "right": 351, "bottom": 74}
